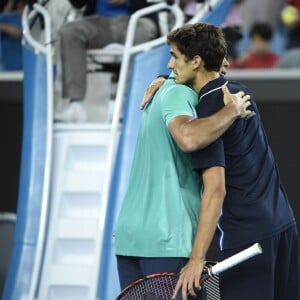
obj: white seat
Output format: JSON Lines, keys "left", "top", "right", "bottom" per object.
{"left": 86, "top": 43, "right": 124, "bottom": 71}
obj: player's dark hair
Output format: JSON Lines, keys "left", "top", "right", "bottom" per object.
{"left": 167, "top": 22, "right": 227, "bottom": 72}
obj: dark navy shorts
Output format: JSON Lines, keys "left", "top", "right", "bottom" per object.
{"left": 219, "top": 225, "right": 300, "bottom": 300}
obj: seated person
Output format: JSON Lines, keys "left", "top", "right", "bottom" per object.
{"left": 222, "top": 25, "right": 243, "bottom": 62}
{"left": 54, "top": 0, "right": 159, "bottom": 123}
{"left": 230, "top": 21, "right": 280, "bottom": 69}
{"left": 0, "top": 0, "right": 25, "bottom": 71}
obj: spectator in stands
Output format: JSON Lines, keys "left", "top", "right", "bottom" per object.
{"left": 278, "top": 0, "right": 300, "bottom": 68}
{"left": 230, "top": 21, "right": 280, "bottom": 69}
{"left": 277, "top": 47, "right": 300, "bottom": 68}
{"left": 281, "top": 0, "right": 300, "bottom": 49}
{"left": 237, "top": 0, "right": 282, "bottom": 33}
{"left": 0, "top": 0, "right": 25, "bottom": 71}
{"left": 180, "top": 0, "right": 196, "bottom": 21}
{"left": 222, "top": 25, "right": 243, "bottom": 62}
{"left": 54, "top": 0, "right": 159, "bottom": 123}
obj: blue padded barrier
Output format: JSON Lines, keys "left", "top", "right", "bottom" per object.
{"left": 2, "top": 45, "right": 48, "bottom": 300}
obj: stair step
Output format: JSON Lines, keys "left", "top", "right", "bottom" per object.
{"left": 64, "top": 171, "right": 104, "bottom": 192}
{"left": 56, "top": 218, "right": 99, "bottom": 239}
{"left": 48, "top": 265, "right": 93, "bottom": 286}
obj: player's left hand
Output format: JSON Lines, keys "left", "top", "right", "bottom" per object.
{"left": 222, "top": 84, "right": 256, "bottom": 119}
{"left": 172, "top": 257, "right": 204, "bottom": 300}
{"left": 140, "top": 77, "right": 166, "bottom": 110}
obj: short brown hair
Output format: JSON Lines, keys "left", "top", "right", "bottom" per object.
{"left": 167, "top": 23, "right": 227, "bottom": 72}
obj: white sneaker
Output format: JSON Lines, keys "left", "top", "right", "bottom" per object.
{"left": 54, "top": 102, "right": 87, "bottom": 123}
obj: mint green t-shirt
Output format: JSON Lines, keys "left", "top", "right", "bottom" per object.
{"left": 114, "top": 78, "right": 202, "bottom": 258}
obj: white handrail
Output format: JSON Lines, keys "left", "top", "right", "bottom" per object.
{"left": 22, "top": 6, "right": 45, "bottom": 54}
{"left": 22, "top": 3, "right": 54, "bottom": 300}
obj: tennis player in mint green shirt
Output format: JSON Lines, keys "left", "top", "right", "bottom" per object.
{"left": 114, "top": 78, "right": 206, "bottom": 298}
{"left": 115, "top": 78, "right": 201, "bottom": 259}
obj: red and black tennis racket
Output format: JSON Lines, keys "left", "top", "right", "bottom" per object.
{"left": 116, "top": 242, "right": 262, "bottom": 300}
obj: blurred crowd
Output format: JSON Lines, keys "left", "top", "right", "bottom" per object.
{"left": 222, "top": 0, "right": 300, "bottom": 69}
{"left": 183, "top": 0, "right": 300, "bottom": 69}
{"left": 0, "top": 0, "right": 299, "bottom": 73}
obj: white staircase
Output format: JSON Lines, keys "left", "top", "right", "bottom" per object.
{"left": 37, "top": 124, "right": 117, "bottom": 300}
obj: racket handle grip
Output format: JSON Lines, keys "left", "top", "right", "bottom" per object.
{"left": 211, "top": 243, "right": 262, "bottom": 275}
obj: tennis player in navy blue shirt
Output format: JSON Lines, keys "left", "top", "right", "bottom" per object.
{"left": 192, "top": 75, "right": 299, "bottom": 299}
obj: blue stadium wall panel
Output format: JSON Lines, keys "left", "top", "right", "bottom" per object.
{"left": 2, "top": 45, "right": 47, "bottom": 300}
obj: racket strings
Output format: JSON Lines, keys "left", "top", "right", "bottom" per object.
{"left": 203, "top": 274, "right": 220, "bottom": 300}
{"left": 118, "top": 271, "right": 220, "bottom": 300}
{"left": 119, "top": 274, "right": 178, "bottom": 300}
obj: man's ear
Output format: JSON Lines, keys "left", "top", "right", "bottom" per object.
{"left": 192, "top": 55, "right": 203, "bottom": 70}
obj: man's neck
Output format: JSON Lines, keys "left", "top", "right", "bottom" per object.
{"left": 193, "top": 71, "right": 220, "bottom": 93}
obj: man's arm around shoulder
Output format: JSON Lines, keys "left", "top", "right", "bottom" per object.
{"left": 168, "top": 85, "right": 251, "bottom": 152}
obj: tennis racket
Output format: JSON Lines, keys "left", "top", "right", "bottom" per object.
{"left": 116, "top": 242, "right": 262, "bottom": 300}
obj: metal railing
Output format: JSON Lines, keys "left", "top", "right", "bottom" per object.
{"left": 22, "top": 3, "right": 54, "bottom": 299}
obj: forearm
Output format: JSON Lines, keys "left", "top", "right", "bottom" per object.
{"left": 172, "top": 167, "right": 225, "bottom": 300}
{"left": 173, "top": 103, "right": 239, "bottom": 152}
{"left": 190, "top": 189, "right": 224, "bottom": 261}
{"left": 0, "top": 24, "right": 22, "bottom": 39}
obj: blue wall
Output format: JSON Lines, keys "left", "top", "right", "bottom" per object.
{"left": 3, "top": 45, "right": 48, "bottom": 300}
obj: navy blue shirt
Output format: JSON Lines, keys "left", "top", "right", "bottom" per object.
{"left": 192, "top": 76, "right": 296, "bottom": 250}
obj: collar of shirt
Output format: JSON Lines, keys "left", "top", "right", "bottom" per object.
{"left": 198, "top": 76, "right": 228, "bottom": 102}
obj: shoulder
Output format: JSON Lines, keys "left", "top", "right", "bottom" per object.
{"left": 155, "top": 81, "right": 197, "bottom": 121}
{"left": 160, "top": 82, "right": 197, "bottom": 108}
{"left": 163, "top": 80, "right": 196, "bottom": 97}
{"left": 227, "top": 80, "right": 251, "bottom": 94}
